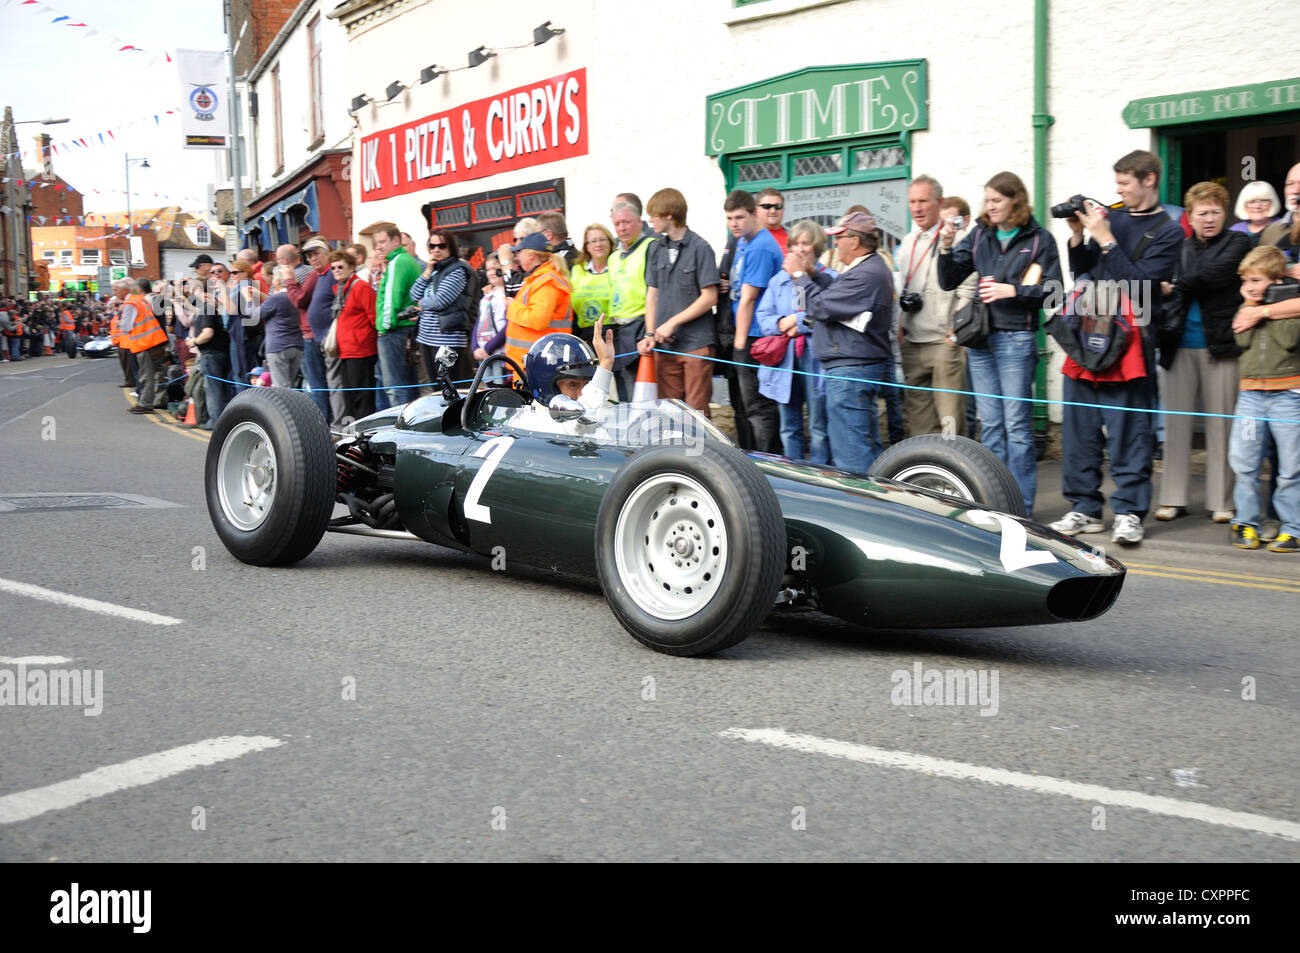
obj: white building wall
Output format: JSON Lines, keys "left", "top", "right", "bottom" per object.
{"left": 251, "top": 0, "right": 351, "bottom": 193}
{"left": 340, "top": 0, "right": 1300, "bottom": 419}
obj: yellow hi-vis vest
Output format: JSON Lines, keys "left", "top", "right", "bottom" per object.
{"left": 607, "top": 235, "right": 656, "bottom": 325}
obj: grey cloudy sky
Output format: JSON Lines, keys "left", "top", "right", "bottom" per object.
{"left": 1, "top": 0, "right": 228, "bottom": 215}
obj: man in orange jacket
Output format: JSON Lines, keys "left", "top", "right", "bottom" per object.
{"left": 116, "top": 278, "right": 169, "bottom": 413}
{"left": 504, "top": 232, "right": 572, "bottom": 369}
{"left": 59, "top": 308, "right": 77, "bottom": 358}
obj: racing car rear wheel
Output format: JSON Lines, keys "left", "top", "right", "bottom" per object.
{"left": 205, "top": 387, "right": 336, "bottom": 565}
{"left": 867, "top": 434, "right": 1027, "bottom": 517}
{"left": 596, "top": 443, "right": 785, "bottom": 656}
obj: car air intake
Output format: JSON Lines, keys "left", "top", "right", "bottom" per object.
{"left": 1046, "top": 571, "right": 1126, "bottom": 621}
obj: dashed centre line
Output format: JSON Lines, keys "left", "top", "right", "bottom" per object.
{"left": 0, "top": 736, "right": 286, "bottom": 825}
{"left": 0, "top": 577, "right": 183, "bottom": 626}
{"left": 720, "top": 727, "right": 1300, "bottom": 842}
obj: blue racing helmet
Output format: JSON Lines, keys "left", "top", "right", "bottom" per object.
{"left": 525, "top": 333, "right": 597, "bottom": 403}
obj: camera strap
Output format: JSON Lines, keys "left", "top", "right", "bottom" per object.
{"left": 904, "top": 229, "right": 940, "bottom": 290}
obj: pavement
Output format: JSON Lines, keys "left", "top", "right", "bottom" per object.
{"left": 0, "top": 355, "right": 1297, "bottom": 863}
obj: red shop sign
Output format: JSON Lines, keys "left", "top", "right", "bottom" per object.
{"left": 359, "top": 68, "right": 588, "bottom": 202}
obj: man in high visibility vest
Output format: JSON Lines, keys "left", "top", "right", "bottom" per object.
{"left": 116, "top": 278, "right": 169, "bottom": 414}
{"left": 59, "top": 309, "right": 78, "bottom": 358}
{"left": 504, "top": 232, "right": 572, "bottom": 368}
{"left": 607, "top": 201, "right": 658, "bottom": 402}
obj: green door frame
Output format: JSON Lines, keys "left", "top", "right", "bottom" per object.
{"left": 1155, "top": 110, "right": 1300, "bottom": 203}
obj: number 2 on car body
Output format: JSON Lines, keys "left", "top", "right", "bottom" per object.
{"left": 968, "top": 510, "right": 1057, "bottom": 572}
{"left": 464, "top": 436, "right": 516, "bottom": 524}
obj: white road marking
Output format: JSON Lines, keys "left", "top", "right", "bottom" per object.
{"left": 0, "top": 577, "right": 183, "bottom": 626}
{"left": 719, "top": 728, "right": 1300, "bottom": 842}
{"left": 0, "top": 656, "right": 76, "bottom": 665}
{"left": 0, "top": 736, "right": 285, "bottom": 825}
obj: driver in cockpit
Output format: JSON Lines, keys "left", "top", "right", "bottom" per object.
{"left": 506, "top": 318, "right": 617, "bottom": 436}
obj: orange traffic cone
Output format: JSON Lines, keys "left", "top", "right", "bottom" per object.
{"left": 632, "top": 350, "right": 658, "bottom": 403}
{"left": 183, "top": 398, "right": 197, "bottom": 426}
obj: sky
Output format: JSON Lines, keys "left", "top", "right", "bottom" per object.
{"left": 1, "top": 0, "right": 229, "bottom": 216}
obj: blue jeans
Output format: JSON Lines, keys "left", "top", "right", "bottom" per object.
{"left": 300, "top": 337, "right": 332, "bottom": 423}
{"left": 967, "top": 330, "right": 1038, "bottom": 512}
{"left": 1230, "top": 390, "right": 1300, "bottom": 537}
{"left": 824, "top": 361, "right": 886, "bottom": 475}
{"left": 377, "top": 327, "right": 415, "bottom": 409}
{"left": 1062, "top": 375, "right": 1155, "bottom": 520}
{"left": 778, "top": 345, "right": 830, "bottom": 465}
{"left": 199, "top": 349, "right": 232, "bottom": 428}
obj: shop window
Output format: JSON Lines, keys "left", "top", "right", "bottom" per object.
{"left": 853, "top": 146, "right": 906, "bottom": 171}
{"left": 472, "top": 198, "right": 514, "bottom": 223}
{"left": 432, "top": 204, "right": 470, "bottom": 228}
{"left": 793, "top": 153, "right": 843, "bottom": 178}
{"left": 81, "top": 249, "right": 101, "bottom": 265}
{"left": 517, "top": 189, "right": 562, "bottom": 216}
{"left": 736, "top": 159, "right": 782, "bottom": 184}
{"left": 109, "top": 249, "right": 127, "bottom": 265}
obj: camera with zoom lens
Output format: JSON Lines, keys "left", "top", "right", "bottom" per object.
{"left": 898, "top": 290, "right": 924, "bottom": 313}
{"left": 1050, "top": 194, "right": 1091, "bottom": 219}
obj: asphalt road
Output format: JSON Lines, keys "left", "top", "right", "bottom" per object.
{"left": 1, "top": 356, "right": 1297, "bottom": 862}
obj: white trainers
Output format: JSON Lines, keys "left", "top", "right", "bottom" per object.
{"left": 1049, "top": 511, "right": 1105, "bottom": 536}
{"left": 1111, "top": 513, "right": 1144, "bottom": 545}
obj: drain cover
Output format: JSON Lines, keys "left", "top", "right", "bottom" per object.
{"left": 0, "top": 492, "right": 180, "bottom": 513}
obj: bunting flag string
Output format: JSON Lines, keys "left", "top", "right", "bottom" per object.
{"left": 0, "top": 176, "right": 207, "bottom": 206}
{"left": 2, "top": 108, "right": 182, "bottom": 162}
{"left": 8, "top": 0, "right": 174, "bottom": 67}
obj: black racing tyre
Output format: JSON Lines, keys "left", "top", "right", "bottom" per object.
{"left": 867, "top": 434, "right": 1026, "bottom": 517}
{"left": 595, "top": 442, "right": 785, "bottom": 656}
{"left": 205, "top": 387, "right": 336, "bottom": 565}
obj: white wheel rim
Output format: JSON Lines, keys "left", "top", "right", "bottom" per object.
{"left": 890, "top": 464, "right": 975, "bottom": 501}
{"left": 217, "top": 421, "right": 278, "bottom": 531}
{"left": 614, "top": 474, "right": 727, "bottom": 621}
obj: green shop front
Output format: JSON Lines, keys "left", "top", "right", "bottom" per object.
{"left": 705, "top": 62, "right": 927, "bottom": 247}
{"left": 1124, "top": 76, "right": 1300, "bottom": 211}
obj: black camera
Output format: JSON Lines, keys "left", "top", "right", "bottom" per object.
{"left": 1051, "top": 194, "right": 1090, "bottom": 219}
{"left": 898, "top": 290, "right": 924, "bottom": 313}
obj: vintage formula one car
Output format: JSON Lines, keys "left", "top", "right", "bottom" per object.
{"left": 204, "top": 348, "right": 1125, "bottom": 656}
{"left": 79, "top": 333, "right": 117, "bottom": 358}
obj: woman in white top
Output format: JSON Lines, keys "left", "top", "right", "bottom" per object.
{"left": 473, "top": 252, "right": 510, "bottom": 362}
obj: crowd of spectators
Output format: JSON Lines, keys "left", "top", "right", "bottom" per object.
{"left": 29, "top": 149, "right": 1295, "bottom": 553}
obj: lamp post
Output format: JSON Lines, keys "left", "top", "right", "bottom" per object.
{"left": 124, "top": 155, "right": 150, "bottom": 270}
{"left": 2, "top": 114, "right": 68, "bottom": 295}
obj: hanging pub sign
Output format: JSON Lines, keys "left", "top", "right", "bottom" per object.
{"left": 359, "top": 68, "right": 588, "bottom": 201}
{"left": 706, "top": 61, "right": 927, "bottom": 156}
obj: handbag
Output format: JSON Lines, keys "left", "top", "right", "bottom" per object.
{"left": 321, "top": 319, "right": 339, "bottom": 358}
{"left": 749, "top": 334, "right": 790, "bottom": 366}
{"left": 950, "top": 231, "right": 1042, "bottom": 349}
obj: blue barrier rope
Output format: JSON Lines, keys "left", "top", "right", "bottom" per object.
{"left": 192, "top": 345, "right": 1295, "bottom": 426}
{"left": 655, "top": 346, "right": 1300, "bottom": 427}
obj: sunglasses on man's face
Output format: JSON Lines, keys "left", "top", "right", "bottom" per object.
{"left": 758, "top": 203, "right": 783, "bottom": 211}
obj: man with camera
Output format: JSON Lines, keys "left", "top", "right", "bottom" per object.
{"left": 1050, "top": 150, "right": 1184, "bottom": 545}
{"left": 897, "top": 174, "right": 975, "bottom": 436}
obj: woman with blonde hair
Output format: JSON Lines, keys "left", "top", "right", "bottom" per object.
{"left": 569, "top": 223, "right": 614, "bottom": 343}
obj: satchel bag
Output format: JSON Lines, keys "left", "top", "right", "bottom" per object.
{"left": 749, "top": 334, "right": 790, "bottom": 366}
{"left": 950, "top": 232, "right": 1041, "bottom": 349}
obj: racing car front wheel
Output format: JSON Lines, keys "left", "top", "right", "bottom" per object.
{"left": 596, "top": 443, "right": 785, "bottom": 656}
{"left": 205, "top": 387, "right": 336, "bottom": 566}
{"left": 867, "top": 434, "right": 1027, "bottom": 517}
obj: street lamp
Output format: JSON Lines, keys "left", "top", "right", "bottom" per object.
{"left": 2, "top": 114, "right": 70, "bottom": 295}
{"left": 124, "top": 155, "right": 150, "bottom": 268}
